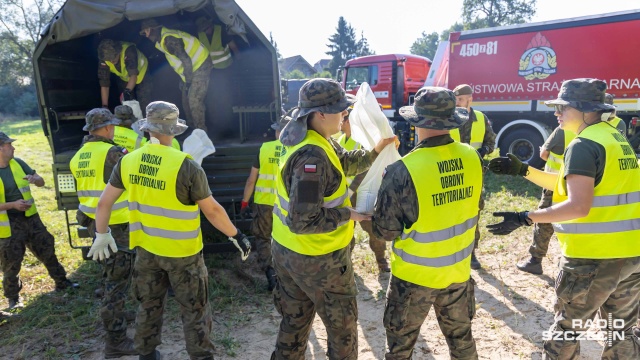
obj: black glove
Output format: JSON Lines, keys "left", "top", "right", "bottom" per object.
{"left": 488, "top": 153, "right": 529, "bottom": 176}
{"left": 229, "top": 229, "right": 251, "bottom": 261}
{"left": 240, "top": 205, "right": 253, "bottom": 219}
{"left": 486, "top": 211, "right": 533, "bottom": 235}
{"left": 120, "top": 88, "right": 135, "bottom": 102}
{"left": 478, "top": 147, "right": 488, "bottom": 158}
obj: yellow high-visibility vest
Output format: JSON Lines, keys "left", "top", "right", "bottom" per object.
{"left": 121, "top": 144, "right": 202, "bottom": 257}
{"left": 272, "top": 130, "right": 354, "bottom": 255}
{"left": 0, "top": 159, "right": 38, "bottom": 237}
{"left": 198, "top": 25, "right": 233, "bottom": 69}
{"left": 105, "top": 42, "right": 148, "bottom": 84}
{"left": 0, "top": 183, "right": 9, "bottom": 238}
{"left": 70, "top": 141, "right": 129, "bottom": 224}
{"left": 450, "top": 110, "right": 486, "bottom": 149}
{"left": 139, "top": 138, "right": 180, "bottom": 151}
{"left": 545, "top": 130, "right": 576, "bottom": 173}
{"left": 113, "top": 126, "right": 145, "bottom": 152}
{"left": 391, "top": 142, "right": 482, "bottom": 288}
{"left": 552, "top": 122, "right": 640, "bottom": 258}
{"left": 337, "top": 133, "right": 362, "bottom": 187}
{"left": 608, "top": 116, "right": 622, "bottom": 129}
{"left": 254, "top": 140, "right": 282, "bottom": 206}
{"left": 155, "top": 27, "right": 209, "bottom": 82}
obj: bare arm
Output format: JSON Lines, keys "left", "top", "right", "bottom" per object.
{"left": 528, "top": 174, "right": 594, "bottom": 223}
{"left": 95, "top": 184, "right": 124, "bottom": 233}
{"left": 196, "top": 196, "right": 238, "bottom": 237}
{"left": 523, "top": 166, "right": 558, "bottom": 190}
{"left": 101, "top": 87, "right": 110, "bottom": 107}
{"left": 539, "top": 149, "right": 550, "bottom": 161}
{"left": 242, "top": 167, "right": 259, "bottom": 203}
{"left": 0, "top": 201, "right": 25, "bottom": 211}
{"left": 24, "top": 173, "right": 45, "bottom": 187}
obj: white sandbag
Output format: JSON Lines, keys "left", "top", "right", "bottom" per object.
{"left": 349, "top": 83, "right": 401, "bottom": 214}
{"left": 182, "top": 129, "right": 216, "bottom": 165}
{"left": 122, "top": 100, "right": 143, "bottom": 120}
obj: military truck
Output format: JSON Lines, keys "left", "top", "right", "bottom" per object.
{"left": 33, "top": 0, "right": 281, "bottom": 254}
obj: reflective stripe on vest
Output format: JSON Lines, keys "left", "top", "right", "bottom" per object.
{"left": 105, "top": 42, "right": 148, "bottom": 84}
{"left": 272, "top": 130, "right": 354, "bottom": 255}
{"left": 254, "top": 140, "right": 282, "bottom": 206}
{"left": 156, "top": 27, "right": 209, "bottom": 82}
{"left": 545, "top": 130, "right": 575, "bottom": 173}
{"left": 121, "top": 144, "right": 202, "bottom": 256}
{"left": 337, "top": 134, "right": 361, "bottom": 186}
{"left": 552, "top": 122, "right": 640, "bottom": 258}
{"left": 70, "top": 142, "right": 129, "bottom": 224}
{"left": 608, "top": 116, "right": 622, "bottom": 129}
{"left": 198, "top": 25, "right": 233, "bottom": 69}
{"left": 0, "top": 178, "right": 10, "bottom": 237}
{"left": 113, "top": 126, "right": 145, "bottom": 153}
{"left": 9, "top": 159, "right": 37, "bottom": 217}
{"left": 450, "top": 110, "right": 486, "bottom": 149}
{"left": 392, "top": 143, "right": 482, "bottom": 289}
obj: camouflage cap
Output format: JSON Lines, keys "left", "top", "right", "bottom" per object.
{"left": 195, "top": 17, "right": 213, "bottom": 32}
{"left": 545, "top": 78, "right": 615, "bottom": 113}
{"left": 453, "top": 84, "right": 473, "bottom": 96}
{"left": 271, "top": 112, "right": 291, "bottom": 131}
{"left": 97, "top": 39, "right": 121, "bottom": 62}
{"left": 139, "top": 18, "right": 161, "bottom": 34}
{"left": 138, "top": 101, "right": 188, "bottom": 136}
{"left": 279, "top": 78, "right": 355, "bottom": 146}
{"left": 83, "top": 108, "right": 121, "bottom": 132}
{"left": 0, "top": 132, "right": 17, "bottom": 145}
{"left": 604, "top": 93, "right": 615, "bottom": 105}
{"left": 399, "top": 87, "right": 469, "bottom": 130}
{"left": 114, "top": 105, "right": 136, "bottom": 126}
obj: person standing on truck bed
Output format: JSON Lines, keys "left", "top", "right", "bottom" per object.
{"left": 451, "top": 84, "right": 496, "bottom": 270}
{"left": 271, "top": 78, "right": 397, "bottom": 359}
{"left": 90, "top": 101, "right": 251, "bottom": 360}
{"left": 140, "top": 19, "right": 213, "bottom": 132}
{"left": 98, "top": 39, "right": 152, "bottom": 114}
{"left": 605, "top": 93, "right": 627, "bottom": 135}
{"left": 0, "top": 132, "right": 78, "bottom": 310}
{"left": 240, "top": 114, "right": 290, "bottom": 292}
{"left": 114, "top": 105, "right": 181, "bottom": 152}
{"left": 69, "top": 108, "right": 137, "bottom": 358}
{"left": 372, "top": 87, "right": 481, "bottom": 359}
{"left": 195, "top": 16, "right": 238, "bottom": 69}
{"left": 487, "top": 78, "right": 640, "bottom": 359}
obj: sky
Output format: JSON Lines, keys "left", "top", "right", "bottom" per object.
{"left": 234, "top": 0, "right": 640, "bottom": 65}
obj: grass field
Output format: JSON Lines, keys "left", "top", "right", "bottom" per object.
{"left": 0, "top": 119, "right": 545, "bottom": 359}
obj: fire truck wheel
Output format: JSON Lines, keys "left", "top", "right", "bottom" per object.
{"left": 499, "top": 128, "right": 545, "bottom": 169}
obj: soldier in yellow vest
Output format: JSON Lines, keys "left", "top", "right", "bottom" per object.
{"left": 112, "top": 105, "right": 146, "bottom": 153}
{"left": 0, "top": 132, "right": 77, "bottom": 310}
{"left": 98, "top": 39, "right": 152, "bottom": 113}
{"left": 195, "top": 17, "right": 237, "bottom": 69}
{"left": 90, "top": 101, "right": 250, "bottom": 360}
{"left": 240, "top": 115, "right": 289, "bottom": 292}
{"left": 604, "top": 93, "right": 627, "bottom": 135}
{"left": 272, "top": 78, "right": 396, "bottom": 359}
{"left": 372, "top": 87, "right": 481, "bottom": 359}
{"left": 69, "top": 108, "right": 137, "bottom": 357}
{"left": 488, "top": 78, "right": 640, "bottom": 359}
{"left": 140, "top": 19, "right": 213, "bottom": 132}
{"left": 452, "top": 84, "right": 496, "bottom": 270}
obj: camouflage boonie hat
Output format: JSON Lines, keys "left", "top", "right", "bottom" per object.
{"left": 453, "top": 84, "right": 473, "bottom": 96}
{"left": 139, "top": 18, "right": 161, "bottom": 34}
{"left": 97, "top": 39, "right": 121, "bottom": 62}
{"left": 271, "top": 112, "right": 291, "bottom": 131}
{"left": 114, "top": 105, "right": 136, "bottom": 126}
{"left": 604, "top": 93, "right": 615, "bottom": 106}
{"left": 83, "top": 108, "right": 121, "bottom": 132}
{"left": 399, "top": 87, "right": 469, "bottom": 130}
{"left": 545, "top": 78, "right": 615, "bottom": 113}
{"left": 138, "top": 101, "right": 188, "bottom": 136}
{"left": 279, "top": 78, "right": 355, "bottom": 146}
{"left": 0, "top": 132, "right": 17, "bottom": 145}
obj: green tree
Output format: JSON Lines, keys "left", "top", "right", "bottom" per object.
{"left": 312, "top": 71, "right": 333, "bottom": 79}
{"left": 325, "top": 17, "right": 374, "bottom": 76}
{"left": 356, "top": 31, "right": 374, "bottom": 57}
{"left": 440, "top": 22, "right": 465, "bottom": 40}
{"left": 462, "top": 0, "right": 536, "bottom": 28}
{"left": 410, "top": 31, "right": 439, "bottom": 60}
{"left": 284, "top": 69, "right": 306, "bottom": 79}
{"left": 269, "top": 32, "right": 283, "bottom": 60}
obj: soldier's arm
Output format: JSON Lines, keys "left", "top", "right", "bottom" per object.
{"left": 481, "top": 114, "right": 497, "bottom": 155}
{"left": 104, "top": 146, "right": 128, "bottom": 184}
{"left": 165, "top": 36, "right": 193, "bottom": 83}
{"left": 242, "top": 167, "right": 259, "bottom": 203}
{"left": 123, "top": 46, "right": 139, "bottom": 90}
{"left": 372, "top": 161, "right": 419, "bottom": 241}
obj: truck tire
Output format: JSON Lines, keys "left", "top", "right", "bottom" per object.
{"left": 499, "top": 128, "right": 545, "bottom": 169}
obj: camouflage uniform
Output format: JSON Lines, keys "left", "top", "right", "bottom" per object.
{"left": 251, "top": 203, "right": 274, "bottom": 271}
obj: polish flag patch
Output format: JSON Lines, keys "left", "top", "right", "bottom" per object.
{"left": 304, "top": 164, "right": 317, "bottom": 173}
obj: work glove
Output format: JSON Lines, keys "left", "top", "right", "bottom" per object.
{"left": 87, "top": 228, "right": 118, "bottom": 261}
{"left": 240, "top": 201, "right": 253, "bottom": 219}
{"left": 229, "top": 229, "right": 251, "bottom": 261}
{"left": 119, "top": 88, "right": 135, "bottom": 103}
{"left": 487, "top": 211, "right": 533, "bottom": 235}
{"left": 488, "top": 153, "right": 529, "bottom": 176}
{"left": 478, "top": 147, "right": 488, "bottom": 158}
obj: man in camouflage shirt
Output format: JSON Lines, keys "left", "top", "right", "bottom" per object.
{"left": 70, "top": 108, "right": 137, "bottom": 357}
{"left": 270, "top": 78, "right": 396, "bottom": 360}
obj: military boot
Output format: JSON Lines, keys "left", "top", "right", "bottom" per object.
{"left": 55, "top": 279, "right": 79, "bottom": 292}
{"left": 8, "top": 297, "right": 24, "bottom": 310}
{"left": 470, "top": 251, "right": 482, "bottom": 270}
{"left": 265, "top": 266, "right": 278, "bottom": 292}
{"left": 94, "top": 288, "right": 104, "bottom": 298}
{"left": 516, "top": 256, "right": 543, "bottom": 275}
{"left": 139, "top": 349, "right": 162, "bottom": 360}
{"left": 105, "top": 336, "right": 137, "bottom": 358}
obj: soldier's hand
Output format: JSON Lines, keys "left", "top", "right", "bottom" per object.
{"left": 229, "top": 229, "right": 251, "bottom": 261}
{"left": 13, "top": 200, "right": 30, "bottom": 212}
{"left": 374, "top": 136, "right": 398, "bottom": 154}
{"left": 488, "top": 153, "right": 529, "bottom": 176}
{"left": 349, "top": 208, "right": 371, "bottom": 222}
{"left": 487, "top": 211, "right": 533, "bottom": 235}
{"left": 240, "top": 201, "right": 253, "bottom": 219}
{"left": 88, "top": 228, "right": 118, "bottom": 261}
{"left": 120, "top": 88, "right": 135, "bottom": 103}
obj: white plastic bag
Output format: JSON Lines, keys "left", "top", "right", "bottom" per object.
{"left": 183, "top": 129, "right": 216, "bottom": 165}
{"left": 122, "top": 100, "right": 143, "bottom": 120}
{"left": 349, "top": 82, "right": 401, "bottom": 214}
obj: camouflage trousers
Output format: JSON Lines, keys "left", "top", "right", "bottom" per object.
{"left": 181, "top": 63, "right": 212, "bottom": 132}
{"left": 350, "top": 220, "right": 387, "bottom": 263}
{"left": 132, "top": 247, "right": 214, "bottom": 359}
{"left": 116, "top": 77, "right": 153, "bottom": 117}
{"left": 543, "top": 256, "right": 640, "bottom": 359}
{"left": 0, "top": 213, "right": 67, "bottom": 300}
{"left": 528, "top": 189, "right": 554, "bottom": 258}
{"left": 384, "top": 276, "right": 478, "bottom": 360}
{"left": 251, "top": 204, "right": 273, "bottom": 271}
{"left": 87, "top": 219, "right": 134, "bottom": 340}
{"left": 271, "top": 241, "right": 358, "bottom": 360}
